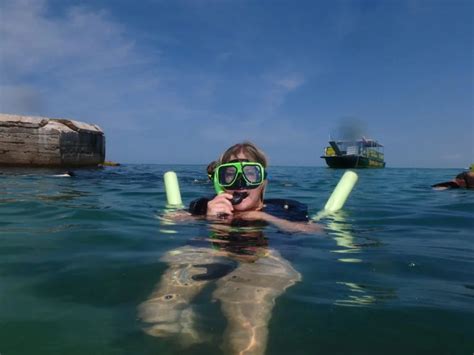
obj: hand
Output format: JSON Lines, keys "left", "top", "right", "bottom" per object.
{"left": 206, "top": 193, "right": 234, "bottom": 217}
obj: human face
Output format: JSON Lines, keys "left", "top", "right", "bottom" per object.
{"left": 225, "top": 152, "right": 266, "bottom": 211}
{"left": 215, "top": 162, "right": 265, "bottom": 189}
{"left": 454, "top": 177, "right": 466, "bottom": 188}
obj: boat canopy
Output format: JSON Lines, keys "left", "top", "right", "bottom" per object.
{"left": 332, "top": 137, "right": 384, "bottom": 148}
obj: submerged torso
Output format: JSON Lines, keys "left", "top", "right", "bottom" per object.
{"left": 188, "top": 197, "right": 308, "bottom": 259}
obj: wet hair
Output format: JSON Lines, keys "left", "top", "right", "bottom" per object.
{"left": 219, "top": 141, "right": 268, "bottom": 167}
{"left": 207, "top": 141, "right": 268, "bottom": 178}
{"left": 455, "top": 171, "right": 474, "bottom": 188}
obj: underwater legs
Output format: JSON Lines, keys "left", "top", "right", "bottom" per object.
{"left": 213, "top": 250, "right": 301, "bottom": 355}
{"left": 138, "top": 246, "right": 235, "bottom": 345}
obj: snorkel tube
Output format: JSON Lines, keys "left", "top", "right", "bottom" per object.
{"left": 213, "top": 173, "right": 225, "bottom": 195}
{"left": 312, "top": 170, "right": 358, "bottom": 221}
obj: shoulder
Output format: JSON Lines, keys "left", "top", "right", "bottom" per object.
{"left": 189, "top": 197, "right": 212, "bottom": 215}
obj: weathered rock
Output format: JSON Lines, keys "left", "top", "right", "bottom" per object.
{"left": 0, "top": 114, "right": 105, "bottom": 167}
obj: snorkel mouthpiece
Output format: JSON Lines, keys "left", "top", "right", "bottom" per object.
{"left": 213, "top": 171, "right": 247, "bottom": 204}
{"left": 213, "top": 173, "right": 248, "bottom": 205}
{"left": 231, "top": 191, "right": 248, "bottom": 205}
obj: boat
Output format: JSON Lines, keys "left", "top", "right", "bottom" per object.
{"left": 321, "top": 137, "right": 385, "bottom": 168}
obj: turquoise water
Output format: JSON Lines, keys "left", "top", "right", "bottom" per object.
{"left": 0, "top": 165, "right": 473, "bottom": 355}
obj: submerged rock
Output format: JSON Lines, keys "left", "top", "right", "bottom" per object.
{"left": 101, "top": 161, "right": 120, "bottom": 167}
{"left": 0, "top": 113, "right": 105, "bottom": 167}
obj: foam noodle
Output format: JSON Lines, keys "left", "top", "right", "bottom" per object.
{"left": 164, "top": 171, "right": 183, "bottom": 207}
{"left": 324, "top": 171, "right": 358, "bottom": 212}
{"left": 312, "top": 171, "right": 358, "bottom": 221}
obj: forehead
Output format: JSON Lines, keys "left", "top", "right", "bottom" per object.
{"left": 229, "top": 151, "right": 249, "bottom": 160}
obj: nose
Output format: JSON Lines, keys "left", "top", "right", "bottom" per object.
{"left": 233, "top": 174, "right": 246, "bottom": 190}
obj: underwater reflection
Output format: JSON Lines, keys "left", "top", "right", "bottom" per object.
{"left": 334, "top": 282, "right": 397, "bottom": 307}
{"left": 326, "top": 211, "right": 382, "bottom": 262}
{"left": 139, "top": 219, "right": 300, "bottom": 355}
{"left": 325, "top": 212, "right": 394, "bottom": 307}
{"left": 326, "top": 211, "right": 363, "bottom": 263}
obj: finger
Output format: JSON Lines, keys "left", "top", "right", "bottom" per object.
{"left": 218, "top": 200, "right": 234, "bottom": 213}
{"left": 216, "top": 193, "right": 234, "bottom": 202}
{"left": 213, "top": 195, "right": 234, "bottom": 210}
{"left": 207, "top": 200, "right": 233, "bottom": 216}
{"left": 208, "top": 207, "right": 233, "bottom": 216}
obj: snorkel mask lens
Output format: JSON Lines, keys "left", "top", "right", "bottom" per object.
{"left": 214, "top": 161, "right": 265, "bottom": 192}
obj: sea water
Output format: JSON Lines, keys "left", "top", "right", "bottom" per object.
{"left": 0, "top": 165, "right": 472, "bottom": 355}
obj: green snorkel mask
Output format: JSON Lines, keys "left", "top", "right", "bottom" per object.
{"left": 211, "top": 160, "right": 267, "bottom": 204}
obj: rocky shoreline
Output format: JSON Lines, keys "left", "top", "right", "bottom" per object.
{"left": 0, "top": 114, "right": 105, "bottom": 167}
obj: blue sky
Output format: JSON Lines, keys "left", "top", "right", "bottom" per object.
{"left": 0, "top": 0, "right": 472, "bottom": 167}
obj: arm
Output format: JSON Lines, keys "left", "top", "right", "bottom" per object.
{"left": 236, "top": 210, "right": 323, "bottom": 234}
{"left": 188, "top": 194, "right": 235, "bottom": 217}
{"left": 160, "top": 210, "right": 196, "bottom": 222}
{"left": 161, "top": 194, "right": 234, "bottom": 223}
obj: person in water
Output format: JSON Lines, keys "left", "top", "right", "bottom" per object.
{"left": 188, "top": 141, "right": 322, "bottom": 233}
{"left": 139, "top": 142, "right": 321, "bottom": 354}
{"left": 432, "top": 170, "right": 474, "bottom": 190}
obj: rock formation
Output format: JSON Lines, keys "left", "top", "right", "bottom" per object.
{"left": 0, "top": 114, "right": 105, "bottom": 167}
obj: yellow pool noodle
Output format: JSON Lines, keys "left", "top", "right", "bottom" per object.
{"left": 163, "top": 171, "right": 183, "bottom": 207}
{"left": 324, "top": 171, "right": 358, "bottom": 212}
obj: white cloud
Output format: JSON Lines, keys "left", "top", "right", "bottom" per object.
{"left": 0, "top": 0, "right": 313, "bottom": 164}
{"left": 240, "top": 72, "right": 306, "bottom": 125}
{"left": 274, "top": 74, "right": 305, "bottom": 91}
{"left": 0, "top": 0, "right": 155, "bottom": 122}
{"left": 0, "top": 0, "right": 142, "bottom": 79}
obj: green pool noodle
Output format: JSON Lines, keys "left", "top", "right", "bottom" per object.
{"left": 164, "top": 171, "right": 183, "bottom": 206}
{"left": 324, "top": 171, "right": 358, "bottom": 212}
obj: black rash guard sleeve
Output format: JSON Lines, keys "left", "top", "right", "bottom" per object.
{"left": 188, "top": 197, "right": 308, "bottom": 221}
{"left": 189, "top": 197, "right": 211, "bottom": 215}
{"left": 262, "top": 199, "right": 309, "bottom": 222}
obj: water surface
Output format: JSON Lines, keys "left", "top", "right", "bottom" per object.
{"left": 0, "top": 165, "right": 472, "bottom": 354}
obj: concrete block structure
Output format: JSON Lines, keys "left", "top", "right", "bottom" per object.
{"left": 0, "top": 114, "right": 105, "bottom": 167}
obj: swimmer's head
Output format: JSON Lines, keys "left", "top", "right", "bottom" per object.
{"left": 207, "top": 141, "right": 268, "bottom": 180}
{"left": 208, "top": 141, "right": 268, "bottom": 210}
{"left": 207, "top": 141, "right": 267, "bottom": 175}
{"left": 219, "top": 141, "right": 268, "bottom": 168}
{"left": 432, "top": 171, "right": 474, "bottom": 189}
{"left": 455, "top": 171, "right": 474, "bottom": 188}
